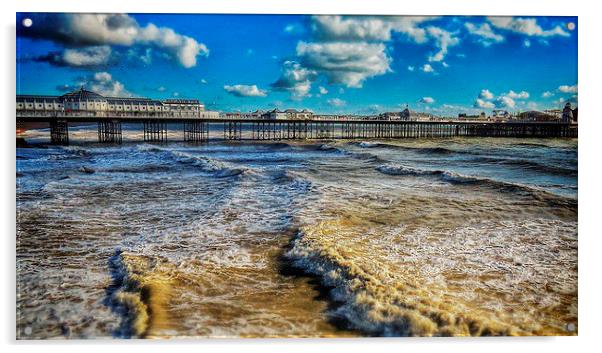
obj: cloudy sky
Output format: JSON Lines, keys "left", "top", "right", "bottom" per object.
{"left": 16, "top": 13, "right": 577, "bottom": 115}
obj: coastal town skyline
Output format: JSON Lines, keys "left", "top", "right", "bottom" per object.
{"left": 17, "top": 14, "right": 578, "bottom": 115}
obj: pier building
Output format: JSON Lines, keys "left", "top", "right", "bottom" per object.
{"left": 16, "top": 87, "right": 219, "bottom": 119}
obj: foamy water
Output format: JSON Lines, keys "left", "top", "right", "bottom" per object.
{"left": 16, "top": 126, "right": 577, "bottom": 338}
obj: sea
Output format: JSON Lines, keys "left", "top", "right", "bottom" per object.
{"left": 16, "top": 124, "right": 578, "bottom": 338}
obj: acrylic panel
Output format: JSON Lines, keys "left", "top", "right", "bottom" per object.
{"left": 16, "top": 13, "right": 578, "bottom": 339}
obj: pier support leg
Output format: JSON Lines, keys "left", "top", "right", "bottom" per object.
{"left": 143, "top": 120, "right": 168, "bottom": 143}
{"left": 50, "top": 119, "right": 69, "bottom": 145}
{"left": 184, "top": 121, "right": 209, "bottom": 142}
{"left": 97, "top": 120, "right": 122, "bottom": 144}
{"left": 224, "top": 121, "right": 242, "bottom": 140}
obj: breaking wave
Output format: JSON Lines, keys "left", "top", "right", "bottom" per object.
{"left": 375, "top": 163, "right": 577, "bottom": 206}
{"left": 286, "top": 217, "right": 577, "bottom": 336}
{"left": 170, "top": 151, "right": 246, "bottom": 178}
{"left": 351, "top": 141, "right": 460, "bottom": 155}
{"left": 108, "top": 251, "right": 175, "bottom": 338}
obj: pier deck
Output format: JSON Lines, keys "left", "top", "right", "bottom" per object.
{"left": 16, "top": 115, "right": 578, "bottom": 145}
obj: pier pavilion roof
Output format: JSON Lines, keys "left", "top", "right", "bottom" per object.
{"left": 60, "top": 87, "right": 106, "bottom": 102}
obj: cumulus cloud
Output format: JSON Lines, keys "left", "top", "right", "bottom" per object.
{"left": 68, "top": 71, "right": 132, "bottom": 97}
{"left": 18, "top": 13, "right": 208, "bottom": 68}
{"left": 224, "top": 84, "right": 267, "bottom": 97}
{"left": 271, "top": 60, "right": 318, "bottom": 99}
{"left": 35, "top": 45, "right": 112, "bottom": 68}
{"left": 421, "top": 64, "right": 435, "bottom": 73}
{"left": 327, "top": 98, "right": 346, "bottom": 107}
{"left": 495, "top": 95, "right": 516, "bottom": 109}
{"left": 296, "top": 41, "right": 391, "bottom": 88}
{"left": 426, "top": 26, "right": 460, "bottom": 62}
{"left": 465, "top": 22, "right": 504, "bottom": 46}
{"left": 487, "top": 17, "right": 570, "bottom": 37}
{"left": 284, "top": 23, "right": 305, "bottom": 35}
{"left": 504, "top": 90, "right": 530, "bottom": 99}
{"left": 478, "top": 89, "right": 494, "bottom": 100}
{"left": 407, "top": 65, "right": 415, "bottom": 72}
{"left": 311, "top": 15, "right": 437, "bottom": 43}
{"left": 318, "top": 86, "right": 329, "bottom": 95}
{"left": 558, "top": 84, "right": 578, "bottom": 93}
{"left": 542, "top": 91, "right": 554, "bottom": 98}
{"left": 419, "top": 96, "right": 435, "bottom": 104}
{"left": 474, "top": 98, "right": 495, "bottom": 109}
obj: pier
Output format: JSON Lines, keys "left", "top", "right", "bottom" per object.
{"left": 16, "top": 115, "right": 578, "bottom": 145}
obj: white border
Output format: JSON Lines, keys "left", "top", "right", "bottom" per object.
{"left": 3, "top": 1, "right": 601, "bottom": 353}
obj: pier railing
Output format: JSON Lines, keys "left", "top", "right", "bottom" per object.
{"left": 16, "top": 115, "right": 578, "bottom": 145}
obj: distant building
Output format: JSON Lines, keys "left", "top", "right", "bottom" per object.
{"left": 517, "top": 110, "right": 560, "bottom": 122}
{"left": 378, "top": 112, "right": 401, "bottom": 120}
{"left": 459, "top": 111, "right": 489, "bottom": 121}
{"left": 262, "top": 108, "right": 313, "bottom": 120}
{"left": 562, "top": 102, "right": 574, "bottom": 123}
{"left": 16, "top": 87, "right": 220, "bottom": 119}
{"left": 400, "top": 107, "right": 417, "bottom": 121}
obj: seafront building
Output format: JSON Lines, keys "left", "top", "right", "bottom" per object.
{"left": 16, "top": 87, "right": 220, "bottom": 119}
{"left": 222, "top": 108, "right": 314, "bottom": 120}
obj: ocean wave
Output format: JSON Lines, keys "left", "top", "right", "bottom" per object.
{"left": 375, "top": 164, "right": 577, "bottom": 206}
{"left": 285, "top": 220, "right": 523, "bottom": 336}
{"left": 470, "top": 156, "right": 576, "bottom": 176}
{"left": 170, "top": 151, "right": 246, "bottom": 178}
{"left": 78, "top": 166, "right": 96, "bottom": 174}
{"left": 351, "top": 141, "right": 458, "bottom": 155}
{"left": 104, "top": 165, "right": 173, "bottom": 174}
{"left": 285, "top": 217, "right": 577, "bottom": 336}
{"left": 47, "top": 146, "right": 92, "bottom": 160}
{"left": 136, "top": 144, "right": 164, "bottom": 153}
{"left": 107, "top": 251, "right": 175, "bottom": 338}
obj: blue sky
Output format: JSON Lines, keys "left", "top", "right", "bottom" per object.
{"left": 16, "top": 13, "right": 578, "bottom": 116}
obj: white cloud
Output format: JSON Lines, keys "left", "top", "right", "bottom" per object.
{"left": 442, "top": 61, "right": 450, "bottom": 68}
{"left": 478, "top": 89, "right": 494, "bottom": 100}
{"left": 421, "top": 64, "right": 435, "bottom": 73}
{"left": 35, "top": 45, "right": 112, "bottom": 68}
{"left": 284, "top": 23, "right": 304, "bottom": 35}
{"left": 465, "top": 22, "right": 504, "bottom": 46}
{"left": 224, "top": 84, "right": 267, "bottom": 97}
{"left": 318, "top": 86, "right": 328, "bottom": 95}
{"left": 558, "top": 84, "right": 578, "bottom": 93}
{"left": 419, "top": 96, "right": 435, "bottom": 104}
{"left": 407, "top": 65, "right": 415, "bottom": 72}
{"left": 271, "top": 60, "right": 318, "bottom": 99}
{"left": 20, "top": 13, "right": 209, "bottom": 68}
{"left": 488, "top": 17, "right": 570, "bottom": 37}
{"left": 311, "top": 15, "right": 437, "bottom": 43}
{"left": 495, "top": 95, "right": 516, "bottom": 109}
{"left": 523, "top": 39, "right": 531, "bottom": 48}
{"left": 542, "top": 91, "right": 554, "bottom": 98}
{"left": 62, "top": 46, "right": 112, "bottom": 67}
{"left": 504, "top": 90, "right": 530, "bottom": 99}
{"left": 327, "top": 98, "right": 346, "bottom": 107}
{"left": 75, "top": 71, "right": 131, "bottom": 97}
{"left": 296, "top": 41, "right": 391, "bottom": 88}
{"left": 200, "top": 79, "right": 208, "bottom": 84}
{"left": 157, "top": 86, "right": 166, "bottom": 92}
{"left": 426, "top": 26, "right": 460, "bottom": 62}
{"left": 473, "top": 98, "right": 495, "bottom": 109}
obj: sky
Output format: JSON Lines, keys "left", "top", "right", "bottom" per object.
{"left": 16, "top": 13, "right": 578, "bottom": 116}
